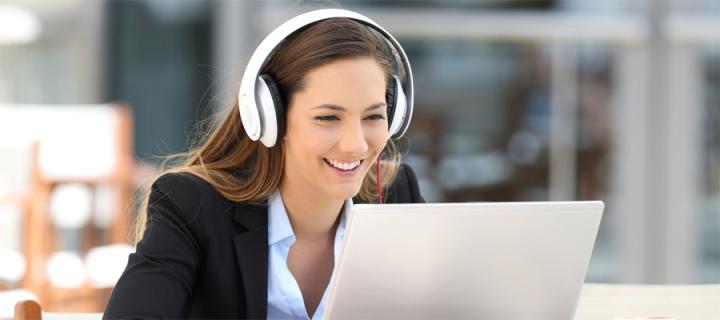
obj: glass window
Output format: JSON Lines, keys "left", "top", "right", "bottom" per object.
{"left": 700, "top": 46, "right": 720, "bottom": 283}
{"left": 105, "top": 0, "right": 213, "bottom": 161}
{"left": 398, "top": 39, "right": 617, "bottom": 282}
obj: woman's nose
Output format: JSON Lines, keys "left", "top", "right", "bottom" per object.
{"left": 338, "top": 121, "right": 369, "bottom": 154}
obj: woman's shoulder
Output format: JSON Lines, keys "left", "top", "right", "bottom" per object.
{"left": 393, "top": 163, "right": 424, "bottom": 203}
{"left": 152, "top": 171, "right": 218, "bottom": 197}
{"left": 150, "top": 171, "right": 235, "bottom": 217}
{"left": 360, "top": 163, "right": 424, "bottom": 204}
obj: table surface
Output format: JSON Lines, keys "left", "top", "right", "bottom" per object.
{"left": 3, "top": 283, "right": 719, "bottom": 320}
{"left": 574, "top": 283, "right": 720, "bottom": 320}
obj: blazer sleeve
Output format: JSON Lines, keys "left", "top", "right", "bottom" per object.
{"left": 104, "top": 173, "right": 203, "bottom": 319}
{"left": 385, "top": 163, "right": 425, "bottom": 204}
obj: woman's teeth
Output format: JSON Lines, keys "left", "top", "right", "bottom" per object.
{"left": 325, "top": 158, "right": 362, "bottom": 171}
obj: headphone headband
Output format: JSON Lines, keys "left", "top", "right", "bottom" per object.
{"left": 238, "top": 9, "right": 414, "bottom": 146}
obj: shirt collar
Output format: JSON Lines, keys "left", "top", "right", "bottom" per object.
{"left": 268, "top": 189, "right": 353, "bottom": 246}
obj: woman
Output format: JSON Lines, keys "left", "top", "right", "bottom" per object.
{"left": 104, "top": 9, "right": 423, "bottom": 320}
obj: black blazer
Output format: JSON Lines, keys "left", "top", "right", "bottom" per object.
{"left": 104, "top": 164, "right": 424, "bottom": 319}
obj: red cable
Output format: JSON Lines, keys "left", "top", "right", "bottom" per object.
{"left": 376, "top": 154, "right": 382, "bottom": 204}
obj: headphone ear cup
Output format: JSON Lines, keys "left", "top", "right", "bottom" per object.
{"left": 387, "top": 76, "right": 407, "bottom": 138}
{"left": 385, "top": 76, "right": 397, "bottom": 132}
{"left": 258, "top": 74, "right": 286, "bottom": 145}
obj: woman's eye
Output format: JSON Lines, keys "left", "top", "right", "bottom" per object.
{"left": 315, "top": 115, "right": 339, "bottom": 121}
{"left": 365, "top": 114, "right": 386, "bottom": 121}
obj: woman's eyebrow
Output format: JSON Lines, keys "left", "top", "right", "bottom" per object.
{"left": 311, "top": 102, "right": 387, "bottom": 112}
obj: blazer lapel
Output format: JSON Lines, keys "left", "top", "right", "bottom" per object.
{"left": 233, "top": 202, "right": 269, "bottom": 319}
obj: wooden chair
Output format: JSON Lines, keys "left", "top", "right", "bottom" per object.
{"left": 574, "top": 283, "right": 720, "bottom": 320}
{"left": 0, "top": 103, "right": 135, "bottom": 312}
{"left": 13, "top": 300, "right": 101, "bottom": 320}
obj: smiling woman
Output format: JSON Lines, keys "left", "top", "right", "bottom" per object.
{"left": 103, "top": 9, "right": 423, "bottom": 320}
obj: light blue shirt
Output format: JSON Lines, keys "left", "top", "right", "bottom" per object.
{"left": 267, "top": 189, "right": 351, "bottom": 320}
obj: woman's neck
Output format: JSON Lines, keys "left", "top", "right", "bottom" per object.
{"left": 278, "top": 180, "right": 345, "bottom": 242}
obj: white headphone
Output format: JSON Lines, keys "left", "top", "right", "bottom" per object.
{"left": 237, "top": 9, "right": 414, "bottom": 147}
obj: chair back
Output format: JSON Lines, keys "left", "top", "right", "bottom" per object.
{"left": 0, "top": 142, "right": 37, "bottom": 289}
{"left": 0, "top": 103, "right": 135, "bottom": 312}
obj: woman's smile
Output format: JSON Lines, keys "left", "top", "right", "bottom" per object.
{"left": 323, "top": 158, "right": 365, "bottom": 177}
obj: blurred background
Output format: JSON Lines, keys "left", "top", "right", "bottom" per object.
{"left": 0, "top": 0, "right": 717, "bottom": 314}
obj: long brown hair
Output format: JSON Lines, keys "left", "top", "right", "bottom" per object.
{"left": 133, "top": 18, "right": 402, "bottom": 243}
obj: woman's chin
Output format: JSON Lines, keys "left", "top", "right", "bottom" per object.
{"left": 324, "top": 183, "right": 363, "bottom": 201}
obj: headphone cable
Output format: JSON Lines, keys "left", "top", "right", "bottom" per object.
{"left": 376, "top": 154, "right": 382, "bottom": 204}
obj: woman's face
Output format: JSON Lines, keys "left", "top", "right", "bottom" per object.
{"left": 282, "top": 57, "right": 389, "bottom": 201}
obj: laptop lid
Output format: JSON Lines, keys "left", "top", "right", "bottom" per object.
{"left": 324, "top": 201, "right": 604, "bottom": 320}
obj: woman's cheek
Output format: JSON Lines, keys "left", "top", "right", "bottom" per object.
{"left": 307, "top": 126, "right": 340, "bottom": 148}
{"left": 366, "top": 126, "right": 389, "bottom": 148}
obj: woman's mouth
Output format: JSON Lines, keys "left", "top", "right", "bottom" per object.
{"left": 323, "top": 158, "right": 364, "bottom": 177}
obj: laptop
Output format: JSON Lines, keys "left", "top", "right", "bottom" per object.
{"left": 324, "top": 201, "right": 604, "bottom": 320}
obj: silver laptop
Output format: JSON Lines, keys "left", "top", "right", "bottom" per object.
{"left": 324, "top": 201, "right": 604, "bottom": 320}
